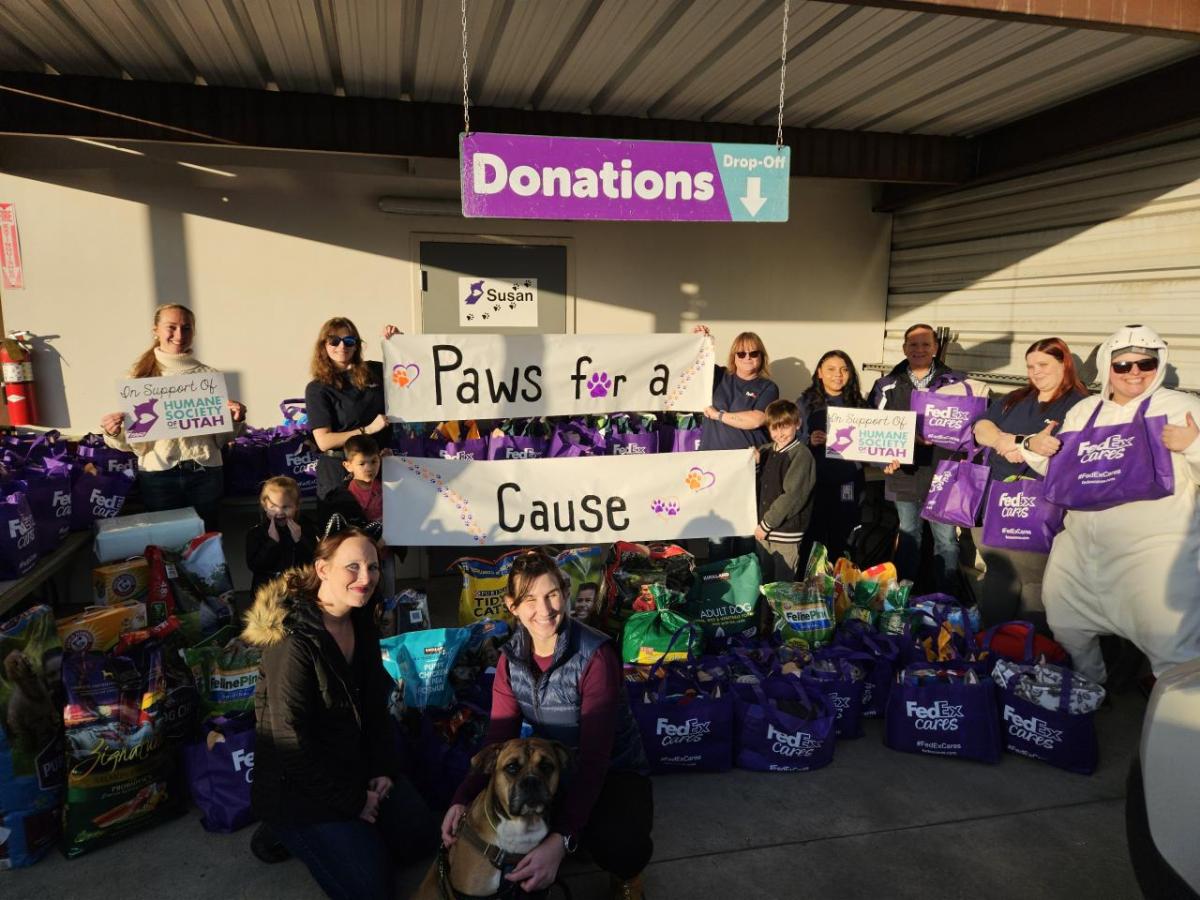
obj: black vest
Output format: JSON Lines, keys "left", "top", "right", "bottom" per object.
{"left": 502, "top": 619, "right": 648, "bottom": 774}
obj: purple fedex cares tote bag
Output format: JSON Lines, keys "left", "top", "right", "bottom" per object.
{"left": 921, "top": 449, "right": 990, "bottom": 528}
{"left": 885, "top": 664, "right": 1001, "bottom": 764}
{"left": 981, "top": 479, "right": 1063, "bottom": 554}
{"left": 1043, "top": 396, "right": 1173, "bottom": 512}
{"left": 913, "top": 384, "right": 987, "bottom": 451}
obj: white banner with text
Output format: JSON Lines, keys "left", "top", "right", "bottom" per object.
{"left": 383, "top": 449, "right": 755, "bottom": 546}
{"left": 383, "top": 333, "right": 714, "bottom": 421}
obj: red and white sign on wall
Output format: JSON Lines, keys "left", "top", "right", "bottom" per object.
{"left": 0, "top": 202, "right": 24, "bottom": 289}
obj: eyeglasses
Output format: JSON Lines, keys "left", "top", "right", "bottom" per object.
{"left": 326, "top": 335, "right": 359, "bottom": 348}
{"left": 1111, "top": 358, "right": 1158, "bottom": 374}
{"left": 735, "top": 350, "right": 762, "bottom": 359}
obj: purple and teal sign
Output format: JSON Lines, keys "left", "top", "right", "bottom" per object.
{"left": 461, "top": 132, "right": 790, "bottom": 222}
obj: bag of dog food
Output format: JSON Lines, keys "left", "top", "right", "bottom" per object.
{"left": 182, "top": 627, "right": 261, "bottom": 717}
{"left": 620, "top": 612, "right": 702, "bottom": 665}
{"left": 144, "top": 544, "right": 233, "bottom": 644}
{"left": 0, "top": 605, "right": 64, "bottom": 870}
{"left": 603, "top": 541, "right": 695, "bottom": 630}
{"left": 557, "top": 545, "right": 607, "bottom": 626}
{"left": 92, "top": 557, "right": 150, "bottom": 607}
{"left": 379, "top": 588, "right": 431, "bottom": 637}
{"left": 61, "top": 626, "right": 187, "bottom": 858}
{"left": 683, "top": 553, "right": 761, "bottom": 641}
{"left": 380, "top": 628, "right": 472, "bottom": 709}
{"left": 452, "top": 552, "right": 520, "bottom": 626}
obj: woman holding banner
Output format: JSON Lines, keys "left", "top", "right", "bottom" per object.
{"left": 442, "top": 550, "right": 653, "bottom": 900}
{"left": 99, "top": 303, "right": 246, "bottom": 532}
{"left": 1023, "top": 325, "right": 1200, "bottom": 684}
{"left": 969, "top": 338, "right": 1088, "bottom": 632}
{"left": 797, "top": 350, "right": 868, "bottom": 563}
{"left": 305, "top": 317, "right": 401, "bottom": 525}
{"left": 693, "top": 324, "right": 779, "bottom": 560}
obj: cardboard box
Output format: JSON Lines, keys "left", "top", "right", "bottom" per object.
{"left": 92, "top": 557, "right": 150, "bottom": 606}
{"left": 56, "top": 603, "right": 147, "bottom": 653}
{"left": 94, "top": 507, "right": 205, "bottom": 563}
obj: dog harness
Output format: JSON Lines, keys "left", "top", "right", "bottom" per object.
{"left": 434, "top": 821, "right": 556, "bottom": 900}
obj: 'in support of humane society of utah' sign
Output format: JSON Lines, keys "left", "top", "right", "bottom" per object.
{"left": 383, "top": 333, "right": 715, "bottom": 421}
{"left": 116, "top": 372, "right": 230, "bottom": 443}
{"left": 461, "top": 132, "right": 790, "bottom": 222}
{"left": 383, "top": 449, "right": 757, "bottom": 546}
{"left": 823, "top": 407, "right": 917, "bottom": 466}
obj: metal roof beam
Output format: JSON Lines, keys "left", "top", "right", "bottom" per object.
{"left": 825, "top": 0, "right": 1200, "bottom": 41}
{"left": 0, "top": 71, "right": 973, "bottom": 184}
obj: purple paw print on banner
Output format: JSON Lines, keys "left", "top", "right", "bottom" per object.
{"left": 666, "top": 500, "right": 679, "bottom": 517}
{"left": 650, "top": 498, "right": 666, "bottom": 515}
{"left": 587, "top": 372, "right": 612, "bottom": 398}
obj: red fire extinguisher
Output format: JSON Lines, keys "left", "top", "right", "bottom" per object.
{"left": 1, "top": 330, "right": 38, "bottom": 426}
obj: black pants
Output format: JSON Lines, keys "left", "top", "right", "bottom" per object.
{"left": 579, "top": 771, "right": 654, "bottom": 881}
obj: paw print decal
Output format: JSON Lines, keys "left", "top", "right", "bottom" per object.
{"left": 587, "top": 371, "right": 612, "bottom": 398}
{"left": 651, "top": 496, "right": 681, "bottom": 519}
{"left": 665, "top": 500, "right": 679, "bottom": 517}
{"left": 650, "top": 498, "right": 666, "bottom": 515}
{"left": 391, "top": 363, "right": 420, "bottom": 388}
{"left": 685, "top": 467, "right": 717, "bottom": 492}
{"left": 684, "top": 471, "right": 702, "bottom": 490}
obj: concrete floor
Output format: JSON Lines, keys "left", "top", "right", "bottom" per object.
{"left": 4, "top": 690, "right": 1146, "bottom": 900}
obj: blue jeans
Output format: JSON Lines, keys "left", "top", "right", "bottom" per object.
{"left": 894, "top": 500, "right": 960, "bottom": 594}
{"left": 137, "top": 461, "right": 224, "bottom": 532}
{"left": 270, "top": 777, "right": 437, "bottom": 900}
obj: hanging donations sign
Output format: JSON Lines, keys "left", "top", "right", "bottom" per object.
{"left": 824, "top": 407, "right": 917, "bottom": 466}
{"left": 461, "top": 132, "right": 790, "bottom": 222}
{"left": 383, "top": 449, "right": 757, "bottom": 546}
{"left": 116, "top": 372, "right": 231, "bottom": 443}
{"left": 383, "top": 333, "right": 715, "bottom": 421}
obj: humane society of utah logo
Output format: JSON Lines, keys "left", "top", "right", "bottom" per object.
{"left": 458, "top": 277, "right": 538, "bottom": 326}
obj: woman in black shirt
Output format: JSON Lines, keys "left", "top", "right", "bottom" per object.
{"left": 305, "top": 317, "right": 399, "bottom": 525}
{"left": 970, "top": 337, "right": 1089, "bottom": 631}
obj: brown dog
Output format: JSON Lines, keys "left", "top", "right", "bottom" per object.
{"left": 413, "top": 737, "right": 570, "bottom": 899}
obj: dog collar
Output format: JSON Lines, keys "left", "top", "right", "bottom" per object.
{"left": 458, "top": 819, "right": 528, "bottom": 874}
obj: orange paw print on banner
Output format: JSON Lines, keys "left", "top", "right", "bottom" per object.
{"left": 391, "top": 363, "right": 420, "bottom": 388}
{"left": 685, "top": 471, "right": 703, "bottom": 490}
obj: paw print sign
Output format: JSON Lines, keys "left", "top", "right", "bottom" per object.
{"left": 587, "top": 372, "right": 612, "bottom": 398}
{"left": 391, "top": 363, "right": 420, "bottom": 388}
{"left": 650, "top": 497, "right": 681, "bottom": 519}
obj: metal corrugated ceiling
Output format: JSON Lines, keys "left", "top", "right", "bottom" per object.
{"left": 0, "top": 0, "right": 1196, "bottom": 137}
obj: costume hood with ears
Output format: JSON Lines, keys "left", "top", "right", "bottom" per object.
{"left": 1098, "top": 324, "right": 1169, "bottom": 401}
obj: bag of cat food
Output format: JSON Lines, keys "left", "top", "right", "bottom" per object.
{"left": 182, "top": 626, "right": 262, "bottom": 718}
{"left": 452, "top": 552, "right": 521, "bottom": 626}
{"left": 0, "top": 605, "right": 64, "bottom": 870}
{"left": 761, "top": 580, "right": 834, "bottom": 651}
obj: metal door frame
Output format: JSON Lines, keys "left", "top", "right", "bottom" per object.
{"left": 409, "top": 231, "right": 577, "bottom": 335}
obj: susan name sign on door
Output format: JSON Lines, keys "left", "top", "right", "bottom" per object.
{"left": 824, "top": 407, "right": 917, "bottom": 466}
{"left": 116, "top": 373, "right": 231, "bottom": 443}
{"left": 384, "top": 333, "right": 714, "bottom": 421}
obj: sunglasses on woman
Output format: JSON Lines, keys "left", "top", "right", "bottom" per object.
{"left": 1111, "top": 358, "right": 1158, "bottom": 374}
{"left": 326, "top": 335, "right": 360, "bottom": 348}
{"left": 735, "top": 350, "right": 762, "bottom": 359}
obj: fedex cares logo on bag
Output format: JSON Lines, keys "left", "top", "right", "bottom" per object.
{"left": 90, "top": 488, "right": 123, "bottom": 517}
{"left": 925, "top": 406, "right": 971, "bottom": 430}
{"left": 997, "top": 491, "right": 1037, "bottom": 518}
{"left": 1003, "top": 706, "right": 1063, "bottom": 750}
{"left": 767, "top": 723, "right": 822, "bottom": 757}
{"left": 1077, "top": 434, "right": 1134, "bottom": 464}
{"left": 285, "top": 447, "right": 317, "bottom": 474}
{"left": 656, "top": 717, "right": 711, "bottom": 745}
{"left": 440, "top": 449, "right": 478, "bottom": 460}
{"left": 613, "top": 444, "right": 648, "bottom": 455}
{"left": 231, "top": 746, "right": 255, "bottom": 784}
{"left": 52, "top": 490, "right": 71, "bottom": 519}
{"left": 929, "top": 470, "right": 952, "bottom": 494}
{"left": 905, "top": 700, "right": 963, "bottom": 731}
{"left": 8, "top": 511, "right": 35, "bottom": 550}
{"left": 505, "top": 447, "right": 541, "bottom": 459}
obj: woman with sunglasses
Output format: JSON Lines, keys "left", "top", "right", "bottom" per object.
{"left": 692, "top": 325, "right": 780, "bottom": 559}
{"left": 969, "top": 338, "right": 1089, "bottom": 632}
{"left": 305, "top": 317, "right": 400, "bottom": 524}
{"left": 1023, "top": 325, "right": 1200, "bottom": 684}
{"left": 441, "top": 550, "right": 652, "bottom": 900}
{"left": 99, "top": 303, "right": 246, "bottom": 532}
{"left": 796, "top": 350, "right": 868, "bottom": 562}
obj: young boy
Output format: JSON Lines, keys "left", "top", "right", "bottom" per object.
{"left": 245, "top": 476, "right": 318, "bottom": 597}
{"left": 754, "top": 399, "right": 817, "bottom": 582}
{"left": 340, "top": 433, "right": 382, "bottom": 526}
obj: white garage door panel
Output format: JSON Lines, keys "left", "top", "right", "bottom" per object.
{"left": 885, "top": 137, "right": 1200, "bottom": 389}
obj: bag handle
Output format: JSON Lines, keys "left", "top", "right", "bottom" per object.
{"left": 648, "top": 621, "right": 701, "bottom": 672}
{"left": 1057, "top": 667, "right": 1074, "bottom": 714}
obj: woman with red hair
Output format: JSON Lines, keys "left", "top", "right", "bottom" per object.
{"left": 971, "top": 338, "right": 1089, "bottom": 630}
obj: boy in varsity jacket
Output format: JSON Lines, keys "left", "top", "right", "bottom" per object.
{"left": 754, "top": 399, "right": 817, "bottom": 581}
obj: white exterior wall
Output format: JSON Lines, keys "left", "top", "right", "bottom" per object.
{"left": 884, "top": 137, "right": 1200, "bottom": 390}
{"left": 0, "top": 145, "right": 891, "bottom": 430}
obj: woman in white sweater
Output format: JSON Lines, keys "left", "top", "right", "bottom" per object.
{"left": 100, "top": 304, "right": 246, "bottom": 531}
{"left": 1023, "top": 325, "right": 1200, "bottom": 683}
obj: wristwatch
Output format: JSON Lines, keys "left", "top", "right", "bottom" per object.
{"left": 717, "top": 410, "right": 725, "bottom": 423}
{"left": 1012, "top": 434, "right": 1026, "bottom": 449}
{"left": 1021, "top": 435, "right": 1034, "bottom": 451}
{"left": 561, "top": 833, "right": 578, "bottom": 854}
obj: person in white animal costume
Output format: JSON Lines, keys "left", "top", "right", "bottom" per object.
{"left": 1023, "top": 325, "right": 1200, "bottom": 683}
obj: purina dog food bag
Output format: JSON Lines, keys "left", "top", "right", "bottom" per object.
{"left": 0, "top": 605, "right": 64, "bottom": 870}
